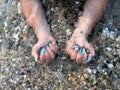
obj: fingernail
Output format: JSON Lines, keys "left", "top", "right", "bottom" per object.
{"left": 79, "top": 48, "right": 83, "bottom": 54}
{"left": 41, "top": 47, "right": 46, "bottom": 55}
{"left": 87, "top": 57, "right": 92, "bottom": 62}
{"left": 72, "top": 45, "right": 78, "bottom": 49}
{"left": 75, "top": 47, "right": 79, "bottom": 51}
{"left": 82, "top": 48, "right": 86, "bottom": 54}
{"left": 48, "top": 42, "right": 52, "bottom": 47}
{"left": 34, "top": 57, "right": 38, "bottom": 62}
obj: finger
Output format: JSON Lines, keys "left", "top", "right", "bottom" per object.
{"left": 80, "top": 48, "right": 88, "bottom": 63}
{"left": 32, "top": 43, "right": 40, "bottom": 58}
{"left": 66, "top": 41, "right": 74, "bottom": 56}
{"left": 39, "top": 55, "right": 45, "bottom": 64}
{"left": 44, "top": 51, "right": 51, "bottom": 62}
{"left": 34, "top": 57, "right": 39, "bottom": 62}
{"left": 87, "top": 53, "right": 94, "bottom": 63}
{"left": 67, "top": 48, "right": 73, "bottom": 56}
{"left": 81, "top": 54, "right": 88, "bottom": 63}
{"left": 86, "top": 57, "right": 92, "bottom": 63}
{"left": 39, "top": 47, "right": 46, "bottom": 64}
{"left": 50, "top": 44, "right": 58, "bottom": 54}
{"left": 46, "top": 46, "right": 55, "bottom": 60}
{"left": 86, "top": 44, "right": 95, "bottom": 58}
{"left": 70, "top": 48, "right": 79, "bottom": 60}
{"left": 76, "top": 53, "right": 82, "bottom": 64}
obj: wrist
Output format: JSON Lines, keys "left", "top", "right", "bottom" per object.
{"left": 72, "top": 28, "right": 88, "bottom": 39}
{"left": 74, "top": 16, "right": 94, "bottom": 37}
{"left": 76, "top": 16, "right": 94, "bottom": 28}
{"left": 34, "top": 22, "right": 51, "bottom": 39}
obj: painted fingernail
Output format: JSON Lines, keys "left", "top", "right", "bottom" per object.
{"left": 72, "top": 45, "right": 78, "bottom": 49}
{"left": 75, "top": 47, "right": 79, "bottom": 51}
{"left": 79, "top": 48, "right": 83, "bottom": 54}
{"left": 82, "top": 48, "right": 86, "bottom": 54}
{"left": 48, "top": 42, "right": 52, "bottom": 47}
{"left": 41, "top": 47, "right": 46, "bottom": 55}
{"left": 72, "top": 45, "right": 79, "bottom": 51}
{"left": 87, "top": 57, "right": 92, "bottom": 62}
{"left": 34, "top": 57, "right": 38, "bottom": 62}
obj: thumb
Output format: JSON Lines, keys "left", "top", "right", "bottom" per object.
{"left": 32, "top": 43, "right": 41, "bottom": 58}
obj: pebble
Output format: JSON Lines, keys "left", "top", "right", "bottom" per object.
{"left": 75, "top": 1, "right": 79, "bottom": 4}
{"left": 116, "top": 36, "right": 120, "bottom": 42}
{"left": 7, "top": 0, "right": 12, "bottom": 4}
{"left": 106, "top": 47, "right": 112, "bottom": 51}
{"left": 66, "top": 29, "right": 72, "bottom": 36}
{"left": 92, "top": 69, "right": 97, "bottom": 74}
{"left": 0, "top": 0, "right": 120, "bottom": 89}
{"left": 18, "top": 2, "right": 21, "bottom": 14}
{"left": 83, "top": 74, "right": 89, "bottom": 79}
{"left": 4, "top": 21, "right": 8, "bottom": 27}
{"left": 109, "top": 31, "right": 115, "bottom": 40}
{"left": 108, "top": 64, "right": 114, "bottom": 69}
{"left": 102, "top": 27, "right": 110, "bottom": 37}
{"left": 9, "top": 79, "right": 17, "bottom": 84}
{"left": 102, "top": 27, "right": 116, "bottom": 40}
{"left": 86, "top": 68, "right": 92, "bottom": 73}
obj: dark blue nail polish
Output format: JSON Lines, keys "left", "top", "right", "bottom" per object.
{"left": 48, "top": 43, "right": 52, "bottom": 47}
{"left": 87, "top": 57, "right": 92, "bottom": 62}
{"left": 75, "top": 47, "right": 79, "bottom": 51}
{"left": 82, "top": 48, "right": 86, "bottom": 54}
{"left": 79, "top": 48, "right": 83, "bottom": 54}
{"left": 41, "top": 47, "right": 46, "bottom": 55}
{"left": 34, "top": 57, "right": 38, "bottom": 62}
{"left": 72, "top": 45, "right": 78, "bottom": 49}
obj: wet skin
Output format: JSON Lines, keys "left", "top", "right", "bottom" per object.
{"left": 20, "top": 0, "right": 108, "bottom": 64}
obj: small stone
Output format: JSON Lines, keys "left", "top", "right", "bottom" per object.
{"left": 86, "top": 68, "right": 92, "bottom": 73}
{"left": 83, "top": 74, "right": 89, "bottom": 79}
{"left": 109, "top": 31, "right": 115, "bottom": 40}
{"left": 18, "top": 2, "right": 22, "bottom": 14}
{"left": 80, "top": 76, "right": 85, "bottom": 81}
{"left": 51, "top": 8, "right": 54, "bottom": 12}
{"left": 23, "top": 75, "right": 27, "bottom": 79}
{"left": 106, "top": 47, "right": 112, "bottom": 51}
{"left": 93, "top": 80, "right": 97, "bottom": 85}
{"left": 102, "top": 27, "right": 110, "bottom": 37}
{"left": 62, "top": 56, "right": 66, "bottom": 60}
{"left": 116, "top": 36, "right": 120, "bottom": 42}
{"left": 92, "top": 69, "right": 97, "bottom": 74}
{"left": 7, "top": 0, "right": 12, "bottom": 4}
{"left": 75, "top": 1, "right": 79, "bottom": 4}
{"left": 4, "top": 21, "right": 8, "bottom": 27}
{"left": 108, "top": 64, "right": 113, "bottom": 69}
{"left": 104, "top": 72, "right": 107, "bottom": 75}
{"left": 66, "top": 29, "right": 72, "bottom": 36}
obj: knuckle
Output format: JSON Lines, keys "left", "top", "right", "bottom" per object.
{"left": 31, "top": 52, "right": 35, "bottom": 57}
{"left": 91, "top": 53, "right": 95, "bottom": 57}
{"left": 93, "top": 53, "right": 95, "bottom": 57}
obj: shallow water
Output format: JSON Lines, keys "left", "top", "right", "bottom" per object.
{"left": 0, "top": 0, "right": 120, "bottom": 89}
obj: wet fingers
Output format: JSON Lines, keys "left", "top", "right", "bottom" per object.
{"left": 70, "top": 45, "right": 79, "bottom": 60}
{"left": 39, "top": 47, "right": 46, "bottom": 64}
{"left": 34, "top": 41, "right": 57, "bottom": 64}
{"left": 46, "top": 46, "right": 55, "bottom": 60}
{"left": 71, "top": 45, "right": 94, "bottom": 63}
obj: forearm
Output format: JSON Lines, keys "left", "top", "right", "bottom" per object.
{"left": 20, "top": 0, "right": 50, "bottom": 39}
{"left": 83, "top": 0, "right": 108, "bottom": 24}
{"left": 20, "top": 0, "right": 48, "bottom": 29}
{"left": 76, "top": 0, "right": 108, "bottom": 34}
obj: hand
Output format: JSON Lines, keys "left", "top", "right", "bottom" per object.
{"left": 66, "top": 34, "right": 95, "bottom": 64}
{"left": 32, "top": 35, "right": 58, "bottom": 64}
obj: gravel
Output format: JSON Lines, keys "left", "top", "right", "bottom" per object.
{"left": 0, "top": 0, "right": 120, "bottom": 89}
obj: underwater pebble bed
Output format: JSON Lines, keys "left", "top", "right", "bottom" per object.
{"left": 0, "top": 0, "right": 120, "bottom": 89}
